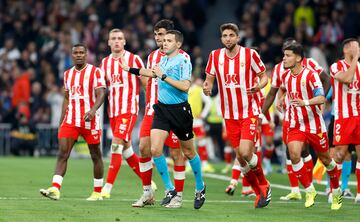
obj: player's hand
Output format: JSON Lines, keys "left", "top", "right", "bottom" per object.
{"left": 152, "top": 65, "right": 162, "bottom": 78}
{"left": 269, "top": 121, "right": 275, "bottom": 130}
{"left": 291, "top": 99, "right": 305, "bottom": 107}
{"left": 246, "top": 84, "right": 260, "bottom": 94}
{"left": 203, "top": 80, "right": 212, "bottom": 96}
{"left": 84, "top": 109, "right": 96, "bottom": 122}
{"left": 119, "top": 57, "right": 130, "bottom": 72}
{"left": 276, "top": 97, "right": 285, "bottom": 112}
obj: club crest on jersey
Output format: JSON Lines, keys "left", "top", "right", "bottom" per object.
{"left": 240, "top": 62, "right": 245, "bottom": 67}
{"left": 71, "top": 85, "right": 82, "bottom": 96}
{"left": 335, "top": 135, "right": 341, "bottom": 142}
{"left": 122, "top": 118, "right": 128, "bottom": 124}
{"left": 251, "top": 118, "right": 257, "bottom": 124}
{"left": 224, "top": 73, "right": 240, "bottom": 87}
{"left": 301, "top": 80, "right": 306, "bottom": 86}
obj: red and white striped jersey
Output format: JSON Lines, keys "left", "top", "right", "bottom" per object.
{"left": 144, "top": 49, "right": 189, "bottom": 116}
{"left": 281, "top": 67, "right": 327, "bottom": 134}
{"left": 271, "top": 58, "right": 323, "bottom": 88}
{"left": 62, "top": 64, "right": 106, "bottom": 129}
{"left": 330, "top": 60, "right": 360, "bottom": 120}
{"left": 205, "top": 46, "right": 266, "bottom": 120}
{"left": 272, "top": 58, "right": 323, "bottom": 122}
{"left": 100, "top": 51, "right": 144, "bottom": 118}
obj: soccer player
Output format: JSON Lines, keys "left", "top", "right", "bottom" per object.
{"left": 262, "top": 38, "right": 330, "bottom": 201}
{"left": 330, "top": 38, "right": 360, "bottom": 203}
{"left": 132, "top": 20, "right": 188, "bottom": 208}
{"left": 99, "top": 29, "right": 145, "bottom": 199}
{"left": 122, "top": 30, "right": 206, "bottom": 209}
{"left": 203, "top": 23, "right": 271, "bottom": 208}
{"left": 281, "top": 42, "right": 342, "bottom": 210}
{"left": 40, "top": 44, "right": 106, "bottom": 201}
{"left": 326, "top": 87, "right": 354, "bottom": 203}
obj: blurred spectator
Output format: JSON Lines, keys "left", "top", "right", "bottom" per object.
{"left": 10, "top": 103, "right": 37, "bottom": 156}
{"left": 11, "top": 62, "right": 31, "bottom": 109}
{"left": 294, "top": 0, "right": 316, "bottom": 29}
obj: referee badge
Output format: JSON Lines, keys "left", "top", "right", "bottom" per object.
{"left": 335, "top": 135, "right": 341, "bottom": 142}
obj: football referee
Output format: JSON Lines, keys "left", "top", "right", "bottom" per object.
{"left": 121, "top": 30, "right": 205, "bottom": 209}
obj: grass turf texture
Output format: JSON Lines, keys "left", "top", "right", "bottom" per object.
{"left": 0, "top": 157, "right": 358, "bottom": 222}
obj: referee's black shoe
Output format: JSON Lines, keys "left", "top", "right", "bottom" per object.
{"left": 194, "top": 184, "right": 206, "bottom": 209}
{"left": 161, "top": 189, "right": 177, "bottom": 206}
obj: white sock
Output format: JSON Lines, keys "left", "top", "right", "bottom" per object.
{"left": 103, "top": 183, "right": 113, "bottom": 193}
{"left": 291, "top": 187, "right": 300, "bottom": 193}
{"left": 143, "top": 185, "right": 151, "bottom": 195}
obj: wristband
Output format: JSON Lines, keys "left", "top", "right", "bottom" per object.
{"left": 129, "top": 67, "right": 140, "bottom": 76}
{"left": 258, "top": 113, "right": 265, "bottom": 119}
{"left": 303, "top": 100, "right": 310, "bottom": 106}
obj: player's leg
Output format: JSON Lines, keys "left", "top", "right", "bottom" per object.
{"left": 151, "top": 128, "right": 176, "bottom": 206}
{"left": 301, "top": 145, "right": 314, "bottom": 183}
{"left": 225, "top": 157, "right": 240, "bottom": 196}
{"left": 40, "top": 125, "right": 78, "bottom": 200}
{"left": 262, "top": 124, "right": 275, "bottom": 175}
{"left": 287, "top": 129, "right": 315, "bottom": 208}
{"left": 280, "top": 147, "right": 302, "bottom": 200}
{"left": 167, "top": 144, "right": 185, "bottom": 208}
{"left": 341, "top": 150, "right": 353, "bottom": 197}
{"left": 194, "top": 124, "right": 214, "bottom": 173}
{"left": 310, "top": 132, "right": 341, "bottom": 210}
{"left": 132, "top": 135, "right": 156, "bottom": 208}
{"left": 87, "top": 141, "right": 104, "bottom": 201}
{"left": 121, "top": 115, "right": 141, "bottom": 178}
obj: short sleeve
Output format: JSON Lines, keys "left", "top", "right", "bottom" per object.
{"left": 270, "top": 64, "right": 282, "bottom": 88}
{"left": 205, "top": 51, "right": 216, "bottom": 76}
{"left": 309, "top": 71, "right": 324, "bottom": 96}
{"left": 63, "top": 71, "right": 69, "bottom": 91}
{"left": 94, "top": 68, "right": 106, "bottom": 89}
{"left": 330, "top": 62, "right": 343, "bottom": 78}
{"left": 308, "top": 58, "right": 323, "bottom": 75}
{"left": 251, "top": 49, "right": 266, "bottom": 75}
{"left": 134, "top": 55, "right": 145, "bottom": 69}
{"left": 179, "top": 57, "right": 192, "bottom": 81}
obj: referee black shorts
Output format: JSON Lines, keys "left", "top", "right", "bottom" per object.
{"left": 152, "top": 101, "right": 194, "bottom": 141}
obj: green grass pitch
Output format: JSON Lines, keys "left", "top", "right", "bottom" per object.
{"left": 0, "top": 157, "right": 358, "bottom": 222}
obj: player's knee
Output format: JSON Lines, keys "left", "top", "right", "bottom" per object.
{"left": 182, "top": 148, "right": 195, "bottom": 160}
{"left": 151, "top": 147, "right": 162, "bottom": 157}
{"left": 57, "top": 149, "right": 70, "bottom": 161}
{"left": 139, "top": 142, "right": 151, "bottom": 157}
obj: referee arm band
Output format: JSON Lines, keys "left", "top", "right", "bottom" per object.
{"left": 129, "top": 67, "right": 141, "bottom": 76}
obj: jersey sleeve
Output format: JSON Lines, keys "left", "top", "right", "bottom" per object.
{"left": 179, "top": 57, "right": 192, "bottom": 81}
{"left": 63, "top": 71, "right": 69, "bottom": 91}
{"left": 330, "top": 61, "right": 343, "bottom": 78}
{"left": 308, "top": 58, "right": 323, "bottom": 75}
{"left": 270, "top": 64, "right": 281, "bottom": 88}
{"left": 205, "top": 51, "right": 216, "bottom": 76}
{"left": 250, "top": 49, "right": 266, "bottom": 75}
{"left": 134, "top": 55, "right": 145, "bottom": 69}
{"left": 94, "top": 68, "right": 106, "bottom": 89}
{"left": 309, "top": 71, "right": 324, "bottom": 97}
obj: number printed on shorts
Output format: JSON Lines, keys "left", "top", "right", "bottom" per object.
{"left": 335, "top": 123, "right": 341, "bottom": 135}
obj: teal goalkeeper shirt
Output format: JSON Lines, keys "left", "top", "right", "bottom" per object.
{"left": 157, "top": 53, "right": 192, "bottom": 104}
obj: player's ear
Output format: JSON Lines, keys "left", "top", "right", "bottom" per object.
{"left": 296, "top": 55, "right": 301, "bottom": 63}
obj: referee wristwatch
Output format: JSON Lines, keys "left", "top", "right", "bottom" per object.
{"left": 161, "top": 74, "right": 167, "bottom": 81}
